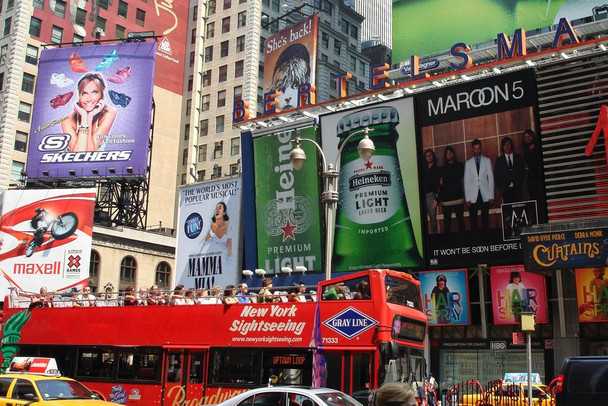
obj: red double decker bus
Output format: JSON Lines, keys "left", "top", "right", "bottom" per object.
{"left": 0, "top": 269, "right": 426, "bottom": 405}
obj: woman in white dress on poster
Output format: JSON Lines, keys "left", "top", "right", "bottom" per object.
{"left": 202, "top": 202, "right": 233, "bottom": 270}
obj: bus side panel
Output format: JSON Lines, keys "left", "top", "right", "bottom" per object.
{"left": 76, "top": 381, "right": 162, "bottom": 405}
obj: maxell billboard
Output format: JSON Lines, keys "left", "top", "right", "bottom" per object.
{"left": 0, "top": 189, "right": 95, "bottom": 298}
{"left": 263, "top": 15, "right": 318, "bottom": 111}
{"left": 392, "top": 0, "right": 608, "bottom": 65}
{"left": 26, "top": 42, "right": 156, "bottom": 179}
{"left": 175, "top": 178, "right": 242, "bottom": 290}
{"left": 416, "top": 69, "right": 546, "bottom": 268}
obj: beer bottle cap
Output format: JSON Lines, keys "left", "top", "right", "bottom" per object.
{"left": 337, "top": 106, "right": 399, "bottom": 136}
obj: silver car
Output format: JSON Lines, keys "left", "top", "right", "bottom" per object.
{"left": 216, "top": 386, "right": 364, "bottom": 406}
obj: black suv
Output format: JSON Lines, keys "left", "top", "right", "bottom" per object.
{"left": 555, "top": 356, "right": 608, "bottom": 405}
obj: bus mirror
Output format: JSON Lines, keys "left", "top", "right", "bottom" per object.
{"left": 381, "top": 341, "right": 399, "bottom": 360}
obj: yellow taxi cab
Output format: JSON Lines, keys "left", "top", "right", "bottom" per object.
{"left": 0, "top": 357, "right": 114, "bottom": 405}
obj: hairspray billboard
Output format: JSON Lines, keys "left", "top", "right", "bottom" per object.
{"left": 263, "top": 14, "right": 318, "bottom": 111}
{"left": 416, "top": 69, "right": 546, "bottom": 268}
{"left": 490, "top": 265, "right": 548, "bottom": 325}
{"left": 420, "top": 269, "right": 470, "bottom": 326}
{"left": 575, "top": 267, "right": 608, "bottom": 322}
{"left": 0, "top": 189, "right": 95, "bottom": 298}
{"left": 26, "top": 42, "right": 156, "bottom": 179}
{"left": 392, "top": 0, "right": 608, "bottom": 66}
{"left": 319, "top": 98, "right": 424, "bottom": 272}
{"left": 252, "top": 126, "right": 323, "bottom": 275}
{"left": 175, "top": 178, "right": 242, "bottom": 290}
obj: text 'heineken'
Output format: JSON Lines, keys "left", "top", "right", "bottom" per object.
{"left": 332, "top": 106, "right": 422, "bottom": 271}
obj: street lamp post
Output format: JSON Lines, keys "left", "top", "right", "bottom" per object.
{"left": 521, "top": 311, "right": 536, "bottom": 406}
{"left": 289, "top": 127, "right": 375, "bottom": 280}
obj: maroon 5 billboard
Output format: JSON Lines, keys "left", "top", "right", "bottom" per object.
{"left": 26, "top": 42, "right": 156, "bottom": 179}
{"left": 416, "top": 69, "right": 547, "bottom": 268}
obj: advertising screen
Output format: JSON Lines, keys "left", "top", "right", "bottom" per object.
{"left": 575, "top": 267, "right": 608, "bottom": 322}
{"left": 0, "top": 189, "right": 95, "bottom": 299}
{"left": 420, "top": 269, "right": 470, "bottom": 326}
{"left": 417, "top": 69, "right": 546, "bottom": 268}
{"left": 392, "top": 0, "right": 608, "bottom": 65}
{"left": 319, "top": 98, "right": 423, "bottom": 272}
{"left": 252, "top": 126, "right": 323, "bottom": 275}
{"left": 175, "top": 178, "right": 242, "bottom": 290}
{"left": 263, "top": 15, "right": 318, "bottom": 111}
{"left": 26, "top": 42, "right": 156, "bottom": 179}
{"left": 490, "top": 265, "right": 548, "bottom": 325}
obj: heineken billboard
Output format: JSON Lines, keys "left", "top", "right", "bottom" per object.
{"left": 247, "top": 125, "right": 324, "bottom": 276}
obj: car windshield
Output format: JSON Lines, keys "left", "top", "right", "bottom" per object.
{"left": 316, "top": 391, "right": 362, "bottom": 406}
{"left": 35, "top": 379, "right": 95, "bottom": 400}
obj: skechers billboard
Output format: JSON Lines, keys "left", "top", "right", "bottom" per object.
{"left": 26, "top": 42, "right": 156, "bottom": 179}
{"left": 416, "top": 69, "right": 547, "bottom": 268}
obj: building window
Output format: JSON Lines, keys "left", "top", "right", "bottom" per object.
{"left": 10, "top": 161, "right": 23, "bottom": 184}
{"left": 184, "top": 123, "right": 190, "bottom": 140}
{"left": 320, "top": 53, "right": 328, "bottom": 62}
{"left": 25, "top": 45, "right": 38, "bottom": 65}
{"left": 3, "top": 18, "right": 12, "bottom": 39}
{"left": 235, "top": 60, "right": 243, "bottom": 78}
{"left": 205, "top": 45, "right": 213, "bottom": 62}
{"left": 259, "top": 63, "right": 264, "bottom": 79}
{"left": 208, "top": 0, "right": 216, "bottom": 14}
{"left": 198, "top": 145, "right": 207, "bottom": 162}
{"left": 201, "top": 94, "right": 210, "bottom": 111}
{"left": 197, "top": 170, "right": 205, "bottom": 181}
{"left": 192, "top": 5, "right": 198, "bottom": 21}
{"left": 181, "top": 173, "right": 186, "bottom": 185}
{"left": 95, "top": 16, "right": 107, "bottom": 32}
{"left": 33, "top": 0, "right": 44, "bottom": 9}
{"left": 29, "top": 17, "right": 42, "bottom": 37}
{"left": 237, "top": 11, "right": 246, "bottom": 28}
{"left": 136, "top": 8, "right": 146, "bottom": 26}
{"left": 75, "top": 8, "right": 86, "bottom": 27}
{"left": 189, "top": 51, "right": 195, "bottom": 67}
{"left": 340, "top": 18, "right": 348, "bottom": 35}
{"left": 260, "top": 36, "right": 265, "bottom": 53}
{"left": 213, "top": 141, "right": 223, "bottom": 159}
{"left": 212, "top": 164, "right": 222, "bottom": 179}
{"left": 0, "top": 72, "right": 4, "bottom": 91}
{"left": 230, "top": 163, "right": 239, "bottom": 175}
{"left": 334, "top": 40, "right": 341, "bottom": 55}
{"left": 220, "top": 41, "right": 228, "bottom": 57}
{"left": 350, "top": 24, "right": 358, "bottom": 39}
{"left": 231, "top": 137, "right": 240, "bottom": 156}
{"left": 222, "top": 17, "right": 230, "bottom": 33}
{"left": 350, "top": 56, "right": 356, "bottom": 70}
{"left": 359, "top": 61, "right": 366, "bottom": 76}
{"left": 233, "top": 85, "right": 242, "bottom": 101}
{"left": 182, "top": 148, "right": 188, "bottom": 165}
{"left": 18, "top": 102, "right": 31, "bottom": 122}
{"left": 219, "top": 65, "right": 227, "bottom": 82}
{"left": 98, "top": 0, "right": 108, "bottom": 9}
{"left": 119, "top": 256, "right": 137, "bottom": 290}
{"left": 115, "top": 24, "right": 126, "bottom": 39}
{"left": 223, "top": 0, "right": 231, "bottom": 10}
{"left": 89, "top": 250, "right": 100, "bottom": 289}
{"left": 6, "top": 0, "right": 13, "bottom": 9}
{"left": 217, "top": 90, "right": 226, "bottom": 107}
{"left": 203, "top": 69, "right": 211, "bottom": 87}
{"left": 215, "top": 115, "right": 224, "bottom": 133}
{"left": 187, "top": 75, "right": 193, "bottom": 92}
{"left": 191, "top": 28, "right": 196, "bottom": 44}
{"left": 0, "top": 45, "right": 6, "bottom": 66}
{"left": 199, "top": 119, "right": 209, "bottom": 136}
{"left": 206, "top": 22, "right": 215, "bottom": 39}
{"left": 322, "top": 32, "right": 329, "bottom": 48}
{"left": 155, "top": 262, "right": 171, "bottom": 290}
{"left": 53, "top": 0, "right": 66, "bottom": 18}
{"left": 15, "top": 131, "right": 27, "bottom": 152}
{"left": 118, "top": 0, "right": 128, "bottom": 18}
{"left": 21, "top": 73, "right": 35, "bottom": 93}
{"left": 185, "top": 99, "right": 191, "bottom": 116}
{"left": 73, "top": 34, "right": 84, "bottom": 43}
{"left": 236, "top": 35, "right": 245, "bottom": 52}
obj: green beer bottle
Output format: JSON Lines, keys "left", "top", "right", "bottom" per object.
{"left": 332, "top": 106, "right": 422, "bottom": 271}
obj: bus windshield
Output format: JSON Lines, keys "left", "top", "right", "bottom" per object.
{"left": 385, "top": 275, "right": 422, "bottom": 311}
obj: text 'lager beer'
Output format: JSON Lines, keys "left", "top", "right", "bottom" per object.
{"left": 332, "top": 106, "right": 422, "bottom": 271}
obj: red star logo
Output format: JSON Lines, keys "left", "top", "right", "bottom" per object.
{"left": 364, "top": 161, "right": 373, "bottom": 169}
{"left": 280, "top": 219, "right": 297, "bottom": 241}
